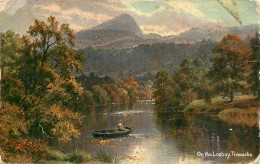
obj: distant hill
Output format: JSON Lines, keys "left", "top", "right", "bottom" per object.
{"left": 75, "top": 14, "right": 259, "bottom": 50}
{"left": 81, "top": 40, "right": 216, "bottom": 81}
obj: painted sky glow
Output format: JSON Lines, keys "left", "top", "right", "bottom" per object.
{"left": 0, "top": 0, "right": 259, "bottom": 36}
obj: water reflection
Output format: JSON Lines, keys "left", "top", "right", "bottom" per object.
{"left": 59, "top": 104, "right": 258, "bottom": 163}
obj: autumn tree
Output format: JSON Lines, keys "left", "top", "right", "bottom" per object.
{"left": 209, "top": 34, "right": 251, "bottom": 102}
{"left": 121, "top": 76, "right": 139, "bottom": 106}
{"left": 20, "top": 16, "right": 85, "bottom": 108}
{"left": 1, "top": 16, "right": 85, "bottom": 144}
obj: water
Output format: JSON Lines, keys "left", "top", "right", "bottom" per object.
{"left": 59, "top": 104, "right": 259, "bottom": 163}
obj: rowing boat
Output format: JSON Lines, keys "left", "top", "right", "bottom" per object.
{"left": 92, "top": 127, "right": 132, "bottom": 138}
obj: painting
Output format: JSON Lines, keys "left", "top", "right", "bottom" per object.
{"left": 0, "top": 0, "right": 259, "bottom": 163}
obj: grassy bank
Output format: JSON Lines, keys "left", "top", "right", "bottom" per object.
{"left": 2, "top": 146, "right": 117, "bottom": 163}
{"left": 184, "top": 95, "right": 258, "bottom": 115}
{"left": 42, "top": 148, "right": 116, "bottom": 163}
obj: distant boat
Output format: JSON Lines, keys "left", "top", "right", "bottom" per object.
{"left": 92, "top": 127, "right": 133, "bottom": 138}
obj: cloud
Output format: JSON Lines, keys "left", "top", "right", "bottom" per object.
{"left": 166, "top": 1, "right": 204, "bottom": 18}
{"left": 104, "top": 0, "right": 203, "bottom": 18}
{"left": 70, "top": 24, "right": 84, "bottom": 32}
{"left": 0, "top": 0, "right": 8, "bottom": 12}
{"left": 100, "top": 0, "right": 153, "bottom": 17}
{"left": 100, "top": 2, "right": 129, "bottom": 13}
{"left": 120, "top": 0, "right": 167, "bottom": 17}
{"left": 37, "top": 3, "right": 112, "bottom": 24}
{"left": 0, "top": 0, "right": 26, "bottom": 15}
{"left": 140, "top": 24, "right": 190, "bottom": 36}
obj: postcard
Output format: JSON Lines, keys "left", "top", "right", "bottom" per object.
{"left": 0, "top": 0, "right": 259, "bottom": 163}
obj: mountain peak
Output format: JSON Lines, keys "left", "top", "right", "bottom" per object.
{"left": 116, "top": 14, "right": 133, "bottom": 19}
{"left": 93, "top": 14, "right": 142, "bottom": 36}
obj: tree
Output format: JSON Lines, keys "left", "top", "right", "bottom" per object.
{"left": 91, "top": 85, "right": 110, "bottom": 104}
{"left": 1, "top": 31, "right": 25, "bottom": 106}
{"left": 1, "top": 16, "right": 85, "bottom": 143}
{"left": 121, "top": 76, "right": 139, "bottom": 106}
{"left": 1, "top": 31, "right": 23, "bottom": 75}
{"left": 210, "top": 34, "right": 251, "bottom": 102}
{"left": 153, "top": 70, "right": 170, "bottom": 111}
{"left": 20, "top": 16, "right": 85, "bottom": 101}
{"left": 173, "top": 58, "right": 211, "bottom": 106}
{"left": 248, "top": 32, "right": 259, "bottom": 99}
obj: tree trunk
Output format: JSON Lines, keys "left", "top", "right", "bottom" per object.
{"left": 230, "top": 88, "right": 234, "bottom": 102}
{"left": 257, "top": 77, "right": 260, "bottom": 101}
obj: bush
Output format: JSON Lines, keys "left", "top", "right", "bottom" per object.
{"left": 69, "top": 150, "right": 92, "bottom": 163}
{"left": 45, "top": 148, "right": 70, "bottom": 161}
{"left": 45, "top": 148, "right": 92, "bottom": 163}
{"left": 95, "top": 150, "right": 115, "bottom": 163}
{"left": 218, "top": 107, "right": 257, "bottom": 115}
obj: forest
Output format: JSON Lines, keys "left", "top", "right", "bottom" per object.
{"left": 153, "top": 33, "right": 259, "bottom": 113}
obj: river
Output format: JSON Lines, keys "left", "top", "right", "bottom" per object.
{"left": 59, "top": 104, "right": 258, "bottom": 163}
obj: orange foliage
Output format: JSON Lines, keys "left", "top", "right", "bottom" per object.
{"left": 0, "top": 102, "right": 27, "bottom": 137}
{"left": 1, "top": 139, "right": 47, "bottom": 161}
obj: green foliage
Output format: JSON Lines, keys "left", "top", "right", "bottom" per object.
{"left": 45, "top": 148, "right": 92, "bottom": 163}
{"left": 153, "top": 58, "right": 210, "bottom": 111}
{"left": 153, "top": 70, "right": 170, "bottom": 111}
{"left": 92, "top": 85, "right": 111, "bottom": 104}
{"left": 83, "top": 90, "right": 95, "bottom": 106}
{"left": 45, "top": 148, "right": 70, "bottom": 161}
{"left": 248, "top": 32, "right": 259, "bottom": 98}
{"left": 184, "top": 96, "right": 258, "bottom": 114}
{"left": 0, "top": 30, "right": 23, "bottom": 75}
{"left": 69, "top": 150, "right": 92, "bottom": 163}
{"left": 218, "top": 108, "right": 256, "bottom": 116}
{"left": 209, "top": 34, "right": 251, "bottom": 102}
{"left": 95, "top": 150, "right": 115, "bottom": 163}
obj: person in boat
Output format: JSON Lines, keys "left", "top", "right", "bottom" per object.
{"left": 117, "top": 122, "right": 123, "bottom": 130}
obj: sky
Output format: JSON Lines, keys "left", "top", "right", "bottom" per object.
{"left": 0, "top": 0, "right": 259, "bottom": 36}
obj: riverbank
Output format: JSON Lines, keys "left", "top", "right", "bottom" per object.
{"left": 1, "top": 146, "right": 116, "bottom": 163}
{"left": 184, "top": 95, "right": 258, "bottom": 115}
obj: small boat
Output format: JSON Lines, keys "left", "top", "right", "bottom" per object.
{"left": 92, "top": 127, "right": 133, "bottom": 138}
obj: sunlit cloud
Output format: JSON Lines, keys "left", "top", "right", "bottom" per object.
{"left": 101, "top": 2, "right": 129, "bottom": 12}
{"left": 121, "top": 0, "right": 167, "bottom": 17}
{"left": 70, "top": 24, "right": 84, "bottom": 32}
{"left": 166, "top": 1, "right": 204, "bottom": 18}
{"left": 140, "top": 24, "right": 190, "bottom": 36}
{"left": 37, "top": 3, "right": 112, "bottom": 24}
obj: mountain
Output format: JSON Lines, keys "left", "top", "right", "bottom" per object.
{"left": 74, "top": 14, "right": 259, "bottom": 80}
{"left": 75, "top": 13, "right": 259, "bottom": 50}
{"left": 93, "top": 14, "right": 142, "bottom": 36}
{"left": 163, "top": 25, "right": 259, "bottom": 43}
{"left": 75, "top": 14, "right": 143, "bottom": 49}
{"left": 167, "top": 28, "right": 214, "bottom": 43}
